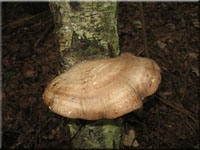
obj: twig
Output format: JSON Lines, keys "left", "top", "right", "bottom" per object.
{"left": 33, "top": 23, "right": 54, "bottom": 48}
{"left": 139, "top": 2, "right": 149, "bottom": 58}
{"left": 142, "top": 121, "right": 171, "bottom": 147}
{"left": 156, "top": 95, "right": 199, "bottom": 127}
{"left": 180, "top": 113, "right": 199, "bottom": 140}
{"left": 136, "top": 49, "right": 144, "bottom": 56}
{"left": 34, "top": 113, "right": 55, "bottom": 147}
{"left": 3, "top": 10, "right": 52, "bottom": 30}
{"left": 180, "top": 67, "right": 191, "bottom": 102}
{"left": 156, "top": 105, "right": 160, "bottom": 149}
{"left": 169, "top": 74, "right": 181, "bottom": 100}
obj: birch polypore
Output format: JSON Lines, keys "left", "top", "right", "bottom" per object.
{"left": 44, "top": 53, "right": 161, "bottom": 120}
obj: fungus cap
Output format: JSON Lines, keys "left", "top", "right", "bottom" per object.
{"left": 43, "top": 53, "right": 161, "bottom": 120}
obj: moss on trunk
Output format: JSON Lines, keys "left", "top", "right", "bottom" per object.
{"left": 49, "top": 1, "right": 123, "bottom": 149}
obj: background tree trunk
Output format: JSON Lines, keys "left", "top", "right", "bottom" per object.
{"left": 49, "top": 2, "right": 123, "bottom": 149}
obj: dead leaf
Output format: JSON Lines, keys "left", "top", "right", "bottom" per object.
{"left": 123, "top": 128, "right": 139, "bottom": 147}
{"left": 193, "top": 19, "right": 199, "bottom": 28}
{"left": 25, "top": 70, "right": 37, "bottom": 78}
{"left": 157, "top": 40, "right": 166, "bottom": 49}
{"left": 188, "top": 52, "right": 198, "bottom": 60}
{"left": 191, "top": 66, "right": 199, "bottom": 77}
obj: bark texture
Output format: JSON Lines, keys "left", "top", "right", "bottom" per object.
{"left": 49, "top": 2, "right": 119, "bottom": 72}
{"left": 49, "top": 1, "right": 122, "bottom": 149}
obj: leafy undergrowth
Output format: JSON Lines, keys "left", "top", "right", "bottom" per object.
{"left": 2, "top": 2, "right": 199, "bottom": 149}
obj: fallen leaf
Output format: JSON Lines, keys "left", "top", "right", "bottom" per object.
{"left": 191, "top": 66, "right": 199, "bottom": 77}
{"left": 188, "top": 52, "right": 198, "bottom": 60}
{"left": 193, "top": 19, "right": 199, "bottom": 28}
{"left": 157, "top": 40, "right": 166, "bottom": 49}
{"left": 25, "top": 70, "right": 37, "bottom": 78}
{"left": 5, "top": 71, "right": 16, "bottom": 78}
{"left": 133, "top": 20, "right": 142, "bottom": 28}
{"left": 123, "top": 128, "right": 140, "bottom": 147}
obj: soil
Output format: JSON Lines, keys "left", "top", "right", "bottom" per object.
{"left": 2, "top": 2, "right": 199, "bottom": 149}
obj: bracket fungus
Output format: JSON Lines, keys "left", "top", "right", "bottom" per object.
{"left": 44, "top": 53, "right": 161, "bottom": 120}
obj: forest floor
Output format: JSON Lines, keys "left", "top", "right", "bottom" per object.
{"left": 2, "top": 2, "right": 199, "bottom": 149}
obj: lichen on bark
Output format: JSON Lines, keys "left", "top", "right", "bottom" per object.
{"left": 49, "top": 1, "right": 119, "bottom": 72}
{"left": 49, "top": 1, "right": 123, "bottom": 149}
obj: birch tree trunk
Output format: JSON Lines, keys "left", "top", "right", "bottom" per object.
{"left": 49, "top": 2, "right": 123, "bottom": 149}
